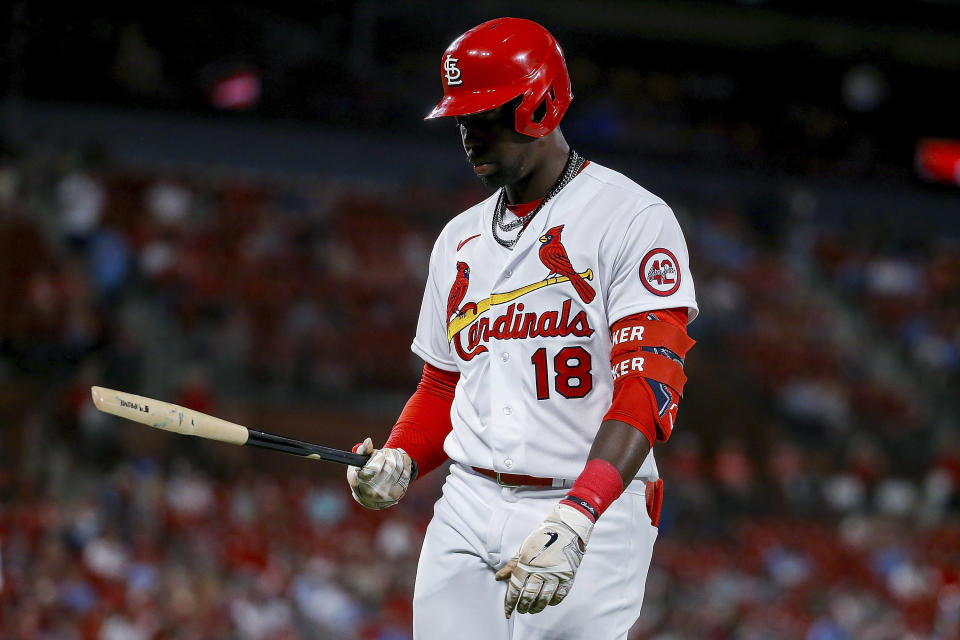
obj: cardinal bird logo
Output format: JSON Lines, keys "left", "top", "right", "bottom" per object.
{"left": 538, "top": 225, "right": 596, "bottom": 304}
{"left": 447, "top": 261, "right": 477, "bottom": 327}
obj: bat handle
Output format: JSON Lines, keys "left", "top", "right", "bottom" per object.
{"left": 345, "top": 452, "right": 372, "bottom": 466}
{"left": 245, "top": 429, "right": 373, "bottom": 467}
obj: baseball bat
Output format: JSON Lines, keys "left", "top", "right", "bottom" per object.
{"left": 90, "top": 386, "right": 371, "bottom": 467}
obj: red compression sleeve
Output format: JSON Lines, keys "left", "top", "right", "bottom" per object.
{"left": 561, "top": 458, "right": 625, "bottom": 523}
{"left": 383, "top": 363, "right": 458, "bottom": 479}
{"left": 604, "top": 308, "right": 691, "bottom": 448}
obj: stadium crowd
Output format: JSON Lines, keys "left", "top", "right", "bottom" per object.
{"left": 0, "top": 140, "right": 957, "bottom": 639}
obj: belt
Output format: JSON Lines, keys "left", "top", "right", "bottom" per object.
{"left": 471, "top": 466, "right": 574, "bottom": 489}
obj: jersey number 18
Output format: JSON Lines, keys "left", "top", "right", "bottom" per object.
{"left": 531, "top": 346, "right": 593, "bottom": 400}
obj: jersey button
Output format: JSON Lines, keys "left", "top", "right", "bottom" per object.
{"left": 504, "top": 459, "right": 514, "bottom": 469}
{"left": 501, "top": 352, "right": 510, "bottom": 363}
{"left": 505, "top": 270, "right": 513, "bottom": 278}
{"left": 502, "top": 406, "right": 513, "bottom": 416}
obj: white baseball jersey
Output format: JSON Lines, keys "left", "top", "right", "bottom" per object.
{"left": 411, "top": 161, "right": 698, "bottom": 481}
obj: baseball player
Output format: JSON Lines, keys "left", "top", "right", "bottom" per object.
{"left": 347, "top": 18, "right": 697, "bottom": 640}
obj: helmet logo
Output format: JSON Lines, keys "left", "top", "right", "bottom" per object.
{"left": 443, "top": 55, "right": 463, "bottom": 86}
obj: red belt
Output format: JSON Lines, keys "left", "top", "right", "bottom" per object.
{"left": 471, "top": 466, "right": 570, "bottom": 488}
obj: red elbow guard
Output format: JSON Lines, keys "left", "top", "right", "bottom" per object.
{"left": 604, "top": 308, "right": 693, "bottom": 445}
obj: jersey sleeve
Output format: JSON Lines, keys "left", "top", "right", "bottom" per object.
{"left": 604, "top": 203, "right": 698, "bottom": 324}
{"left": 411, "top": 239, "right": 459, "bottom": 372}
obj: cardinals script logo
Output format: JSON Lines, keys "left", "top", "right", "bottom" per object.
{"left": 445, "top": 224, "right": 596, "bottom": 361}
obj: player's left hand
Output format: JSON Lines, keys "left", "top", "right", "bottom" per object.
{"left": 495, "top": 503, "right": 595, "bottom": 618}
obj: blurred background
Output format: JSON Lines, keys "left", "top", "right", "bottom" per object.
{"left": 0, "top": 1, "right": 958, "bottom": 638}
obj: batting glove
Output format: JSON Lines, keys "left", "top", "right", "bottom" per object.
{"left": 495, "top": 503, "right": 594, "bottom": 617}
{"left": 346, "top": 437, "right": 414, "bottom": 510}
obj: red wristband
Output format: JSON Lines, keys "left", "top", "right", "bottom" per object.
{"left": 560, "top": 458, "right": 625, "bottom": 523}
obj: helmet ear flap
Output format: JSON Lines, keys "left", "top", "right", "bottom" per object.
{"left": 531, "top": 98, "right": 548, "bottom": 124}
{"left": 514, "top": 77, "right": 568, "bottom": 137}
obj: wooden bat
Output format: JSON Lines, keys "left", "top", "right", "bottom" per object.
{"left": 90, "top": 386, "right": 371, "bottom": 467}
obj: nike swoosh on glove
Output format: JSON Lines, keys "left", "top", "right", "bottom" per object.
{"left": 494, "top": 503, "right": 595, "bottom": 618}
{"left": 346, "top": 437, "right": 413, "bottom": 510}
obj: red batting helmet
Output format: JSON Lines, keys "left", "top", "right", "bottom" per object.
{"left": 425, "top": 18, "right": 573, "bottom": 138}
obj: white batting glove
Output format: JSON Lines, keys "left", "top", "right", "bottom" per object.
{"left": 495, "top": 503, "right": 595, "bottom": 618}
{"left": 346, "top": 437, "right": 414, "bottom": 510}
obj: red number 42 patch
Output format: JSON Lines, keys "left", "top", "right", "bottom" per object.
{"left": 640, "top": 248, "right": 681, "bottom": 296}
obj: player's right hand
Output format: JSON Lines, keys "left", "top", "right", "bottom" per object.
{"left": 346, "top": 437, "right": 413, "bottom": 510}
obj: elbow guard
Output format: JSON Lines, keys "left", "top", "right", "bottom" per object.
{"left": 605, "top": 310, "right": 694, "bottom": 443}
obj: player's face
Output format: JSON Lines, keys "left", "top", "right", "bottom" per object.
{"left": 456, "top": 101, "right": 536, "bottom": 190}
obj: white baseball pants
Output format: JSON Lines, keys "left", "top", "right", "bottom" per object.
{"left": 412, "top": 463, "right": 658, "bottom": 640}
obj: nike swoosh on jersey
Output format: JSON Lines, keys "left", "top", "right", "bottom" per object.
{"left": 457, "top": 234, "right": 481, "bottom": 251}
